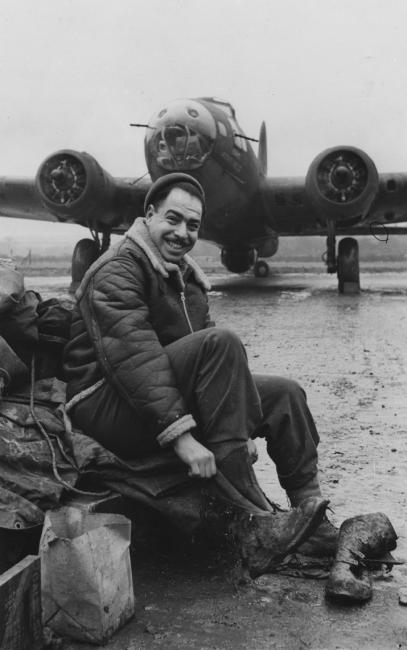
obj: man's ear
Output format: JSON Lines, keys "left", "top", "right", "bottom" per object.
{"left": 145, "top": 204, "right": 154, "bottom": 221}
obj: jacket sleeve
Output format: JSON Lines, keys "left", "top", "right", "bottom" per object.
{"left": 79, "top": 254, "right": 196, "bottom": 444}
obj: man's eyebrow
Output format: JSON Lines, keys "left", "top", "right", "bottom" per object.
{"left": 165, "top": 209, "right": 201, "bottom": 221}
{"left": 164, "top": 209, "right": 183, "bottom": 217}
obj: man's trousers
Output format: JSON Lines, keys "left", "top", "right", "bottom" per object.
{"left": 73, "top": 328, "right": 320, "bottom": 494}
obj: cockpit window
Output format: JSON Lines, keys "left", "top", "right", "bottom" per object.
{"left": 214, "top": 103, "right": 234, "bottom": 119}
{"left": 200, "top": 97, "right": 236, "bottom": 119}
{"left": 145, "top": 99, "right": 217, "bottom": 172}
{"left": 217, "top": 121, "right": 227, "bottom": 137}
{"left": 187, "top": 108, "right": 199, "bottom": 118}
{"left": 147, "top": 124, "right": 213, "bottom": 171}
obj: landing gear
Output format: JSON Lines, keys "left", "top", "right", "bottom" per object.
{"left": 253, "top": 260, "right": 270, "bottom": 278}
{"left": 337, "top": 237, "right": 360, "bottom": 294}
{"left": 326, "top": 222, "right": 337, "bottom": 274}
{"left": 69, "top": 229, "right": 112, "bottom": 293}
{"left": 324, "top": 219, "right": 360, "bottom": 293}
{"left": 70, "top": 238, "right": 100, "bottom": 293}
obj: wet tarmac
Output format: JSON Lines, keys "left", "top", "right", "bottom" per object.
{"left": 209, "top": 271, "right": 407, "bottom": 545}
{"left": 28, "top": 270, "right": 407, "bottom": 649}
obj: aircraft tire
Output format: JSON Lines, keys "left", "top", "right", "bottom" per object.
{"left": 254, "top": 260, "right": 270, "bottom": 278}
{"left": 337, "top": 237, "right": 360, "bottom": 294}
{"left": 70, "top": 238, "right": 100, "bottom": 293}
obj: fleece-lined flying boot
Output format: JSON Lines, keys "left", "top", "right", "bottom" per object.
{"left": 236, "top": 496, "right": 329, "bottom": 578}
{"left": 326, "top": 512, "right": 399, "bottom": 602}
{"left": 296, "top": 516, "right": 339, "bottom": 557}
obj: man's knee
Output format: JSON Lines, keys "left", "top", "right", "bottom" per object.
{"left": 280, "top": 378, "right": 307, "bottom": 402}
{"left": 202, "top": 327, "right": 245, "bottom": 356}
{"left": 259, "top": 376, "right": 306, "bottom": 405}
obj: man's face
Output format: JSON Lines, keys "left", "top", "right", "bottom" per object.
{"left": 145, "top": 187, "right": 203, "bottom": 262}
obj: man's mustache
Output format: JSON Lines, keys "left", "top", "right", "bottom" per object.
{"left": 168, "top": 236, "right": 190, "bottom": 246}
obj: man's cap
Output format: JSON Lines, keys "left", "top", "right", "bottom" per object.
{"left": 144, "top": 172, "right": 205, "bottom": 214}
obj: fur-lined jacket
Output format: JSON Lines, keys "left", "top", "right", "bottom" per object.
{"left": 63, "top": 218, "right": 213, "bottom": 446}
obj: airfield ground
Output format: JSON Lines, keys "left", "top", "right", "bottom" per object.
{"left": 26, "top": 267, "right": 407, "bottom": 650}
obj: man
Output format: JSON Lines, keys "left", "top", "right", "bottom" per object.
{"left": 63, "top": 173, "right": 335, "bottom": 576}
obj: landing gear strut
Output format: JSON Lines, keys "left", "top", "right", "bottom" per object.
{"left": 253, "top": 260, "right": 270, "bottom": 278}
{"left": 326, "top": 221, "right": 337, "bottom": 274}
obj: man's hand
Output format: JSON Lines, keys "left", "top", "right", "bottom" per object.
{"left": 247, "top": 438, "right": 258, "bottom": 464}
{"left": 173, "top": 432, "right": 217, "bottom": 478}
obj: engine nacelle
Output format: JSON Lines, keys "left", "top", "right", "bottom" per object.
{"left": 35, "top": 150, "right": 117, "bottom": 225}
{"left": 256, "top": 235, "right": 278, "bottom": 259}
{"left": 221, "top": 248, "right": 256, "bottom": 273}
{"left": 305, "top": 146, "right": 379, "bottom": 222}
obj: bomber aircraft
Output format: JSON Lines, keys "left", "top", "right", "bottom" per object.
{"left": 1, "top": 96, "right": 407, "bottom": 292}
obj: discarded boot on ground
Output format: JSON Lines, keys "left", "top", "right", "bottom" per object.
{"left": 236, "top": 496, "right": 329, "bottom": 578}
{"left": 326, "top": 512, "right": 398, "bottom": 603}
{"left": 296, "top": 516, "right": 339, "bottom": 557}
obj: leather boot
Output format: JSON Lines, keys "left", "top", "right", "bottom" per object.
{"left": 326, "top": 512, "right": 398, "bottom": 603}
{"left": 216, "top": 444, "right": 273, "bottom": 512}
{"left": 235, "top": 496, "right": 329, "bottom": 578}
{"left": 296, "top": 516, "right": 339, "bottom": 557}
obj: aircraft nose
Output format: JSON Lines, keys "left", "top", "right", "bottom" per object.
{"left": 145, "top": 99, "right": 216, "bottom": 173}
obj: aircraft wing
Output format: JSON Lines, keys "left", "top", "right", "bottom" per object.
{"left": 260, "top": 147, "right": 407, "bottom": 237}
{"left": 0, "top": 150, "right": 152, "bottom": 233}
{"left": 0, "top": 178, "right": 56, "bottom": 222}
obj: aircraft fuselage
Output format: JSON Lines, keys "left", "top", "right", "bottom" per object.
{"left": 144, "top": 98, "right": 271, "bottom": 249}
{"left": 3, "top": 95, "right": 407, "bottom": 288}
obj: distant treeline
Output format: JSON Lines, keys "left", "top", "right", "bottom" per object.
{"left": 13, "top": 256, "right": 71, "bottom": 267}
{"left": 193, "top": 236, "right": 407, "bottom": 262}
{"left": 2, "top": 235, "right": 406, "bottom": 273}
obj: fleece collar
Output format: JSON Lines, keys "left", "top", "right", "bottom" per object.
{"left": 126, "top": 218, "right": 211, "bottom": 291}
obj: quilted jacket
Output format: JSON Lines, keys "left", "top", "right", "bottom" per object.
{"left": 63, "top": 218, "right": 213, "bottom": 446}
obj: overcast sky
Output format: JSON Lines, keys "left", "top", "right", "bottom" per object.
{"left": 0, "top": 0, "right": 406, "bottom": 246}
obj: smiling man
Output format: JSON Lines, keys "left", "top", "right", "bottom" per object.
{"left": 63, "top": 173, "right": 334, "bottom": 576}
{"left": 145, "top": 184, "right": 202, "bottom": 262}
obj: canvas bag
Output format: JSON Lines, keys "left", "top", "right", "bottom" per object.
{"left": 40, "top": 506, "right": 134, "bottom": 644}
{"left": 0, "top": 259, "right": 24, "bottom": 316}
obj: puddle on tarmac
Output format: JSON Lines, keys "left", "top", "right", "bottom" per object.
{"left": 278, "top": 290, "right": 311, "bottom": 302}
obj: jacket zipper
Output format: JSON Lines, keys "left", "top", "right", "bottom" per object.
{"left": 180, "top": 291, "right": 194, "bottom": 333}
